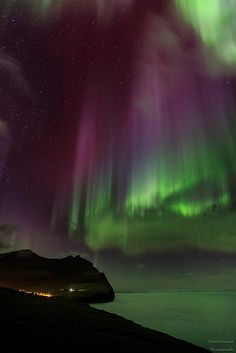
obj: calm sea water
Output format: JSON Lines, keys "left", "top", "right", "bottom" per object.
{"left": 93, "top": 292, "right": 236, "bottom": 350}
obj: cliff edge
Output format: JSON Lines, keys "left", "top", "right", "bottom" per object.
{"left": 0, "top": 249, "right": 114, "bottom": 303}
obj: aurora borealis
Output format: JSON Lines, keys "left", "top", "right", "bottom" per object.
{"left": 175, "top": 0, "right": 236, "bottom": 65}
{"left": 1, "top": 0, "right": 236, "bottom": 257}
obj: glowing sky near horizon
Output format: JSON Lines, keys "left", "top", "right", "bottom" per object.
{"left": 1, "top": 0, "right": 236, "bottom": 255}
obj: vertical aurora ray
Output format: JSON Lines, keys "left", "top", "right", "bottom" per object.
{"left": 69, "top": 93, "right": 97, "bottom": 237}
{"left": 125, "top": 14, "right": 235, "bottom": 220}
{"left": 68, "top": 84, "right": 118, "bottom": 239}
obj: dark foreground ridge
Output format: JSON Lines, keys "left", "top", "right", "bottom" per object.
{"left": 0, "top": 287, "right": 209, "bottom": 352}
{"left": 0, "top": 249, "right": 114, "bottom": 303}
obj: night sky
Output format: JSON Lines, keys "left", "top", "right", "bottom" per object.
{"left": 1, "top": 1, "right": 236, "bottom": 288}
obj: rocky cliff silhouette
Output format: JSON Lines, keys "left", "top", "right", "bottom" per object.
{"left": 0, "top": 249, "right": 114, "bottom": 303}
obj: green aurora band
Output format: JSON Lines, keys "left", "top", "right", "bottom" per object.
{"left": 66, "top": 10, "right": 236, "bottom": 255}
{"left": 175, "top": 0, "right": 236, "bottom": 65}
{"left": 2, "top": 0, "right": 236, "bottom": 254}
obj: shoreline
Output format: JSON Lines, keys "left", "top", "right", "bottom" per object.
{"left": 0, "top": 287, "right": 209, "bottom": 352}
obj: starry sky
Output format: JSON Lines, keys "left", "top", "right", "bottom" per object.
{"left": 1, "top": 1, "right": 236, "bottom": 284}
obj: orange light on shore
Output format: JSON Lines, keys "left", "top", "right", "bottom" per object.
{"left": 19, "top": 289, "right": 53, "bottom": 298}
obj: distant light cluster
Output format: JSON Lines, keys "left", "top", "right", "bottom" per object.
{"left": 19, "top": 289, "right": 53, "bottom": 298}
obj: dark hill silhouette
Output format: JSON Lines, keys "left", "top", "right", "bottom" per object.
{"left": 0, "top": 287, "right": 209, "bottom": 352}
{"left": 0, "top": 249, "right": 114, "bottom": 303}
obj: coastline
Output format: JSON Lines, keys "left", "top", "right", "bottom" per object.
{"left": 0, "top": 287, "right": 209, "bottom": 352}
{"left": 92, "top": 290, "right": 236, "bottom": 351}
